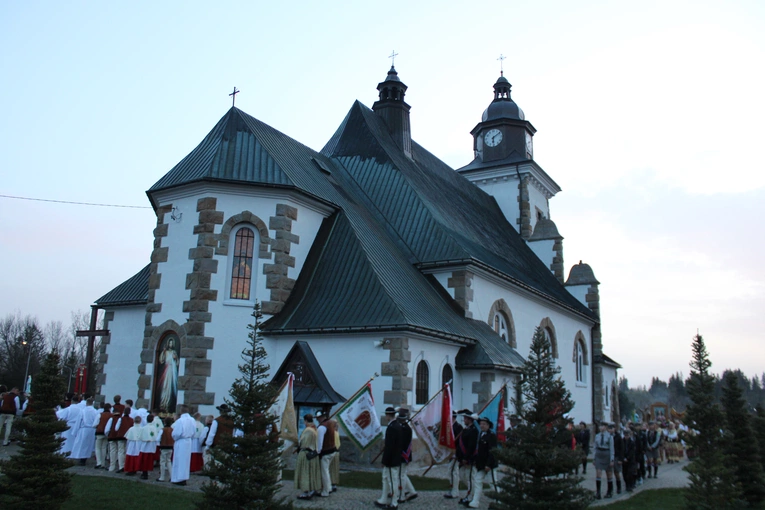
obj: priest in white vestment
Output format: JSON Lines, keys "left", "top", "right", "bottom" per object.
{"left": 70, "top": 398, "right": 99, "bottom": 464}
{"left": 56, "top": 396, "right": 83, "bottom": 454}
{"left": 171, "top": 405, "right": 196, "bottom": 485}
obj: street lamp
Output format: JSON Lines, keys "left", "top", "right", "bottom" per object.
{"left": 21, "top": 340, "right": 32, "bottom": 391}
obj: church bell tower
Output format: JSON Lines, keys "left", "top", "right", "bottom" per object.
{"left": 457, "top": 73, "right": 561, "bottom": 240}
{"left": 372, "top": 65, "right": 412, "bottom": 158}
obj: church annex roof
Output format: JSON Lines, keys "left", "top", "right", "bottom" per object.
{"left": 95, "top": 264, "right": 149, "bottom": 307}
{"left": 271, "top": 341, "right": 346, "bottom": 405}
{"left": 147, "top": 107, "right": 340, "bottom": 209}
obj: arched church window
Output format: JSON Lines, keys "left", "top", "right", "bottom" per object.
{"left": 539, "top": 318, "right": 558, "bottom": 358}
{"left": 152, "top": 332, "right": 180, "bottom": 413}
{"left": 230, "top": 225, "right": 256, "bottom": 300}
{"left": 442, "top": 363, "right": 453, "bottom": 387}
{"left": 488, "top": 299, "right": 516, "bottom": 348}
{"left": 416, "top": 360, "right": 429, "bottom": 405}
{"left": 575, "top": 340, "right": 586, "bottom": 383}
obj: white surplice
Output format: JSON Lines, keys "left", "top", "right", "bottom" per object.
{"left": 171, "top": 413, "right": 196, "bottom": 482}
{"left": 70, "top": 405, "right": 99, "bottom": 459}
{"left": 57, "top": 404, "right": 83, "bottom": 454}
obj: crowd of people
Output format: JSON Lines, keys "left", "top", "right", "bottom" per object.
{"left": 584, "top": 419, "right": 689, "bottom": 499}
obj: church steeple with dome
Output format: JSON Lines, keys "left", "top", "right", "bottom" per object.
{"left": 457, "top": 72, "right": 561, "bottom": 240}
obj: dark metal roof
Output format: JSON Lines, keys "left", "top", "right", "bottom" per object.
{"left": 271, "top": 341, "right": 345, "bottom": 405}
{"left": 147, "top": 107, "right": 342, "bottom": 210}
{"left": 95, "top": 264, "right": 149, "bottom": 307}
{"left": 598, "top": 353, "right": 622, "bottom": 369}
{"left": 566, "top": 261, "right": 600, "bottom": 286}
{"left": 321, "top": 102, "right": 596, "bottom": 321}
{"left": 529, "top": 218, "right": 563, "bottom": 241}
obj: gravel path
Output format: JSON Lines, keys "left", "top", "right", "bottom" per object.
{"left": 1, "top": 442, "right": 690, "bottom": 508}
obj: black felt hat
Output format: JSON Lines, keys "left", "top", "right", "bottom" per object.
{"left": 384, "top": 406, "right": 396, "bottom": 415}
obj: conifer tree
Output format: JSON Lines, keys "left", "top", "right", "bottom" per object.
{"left": 755, "top": 405, "right": 765, "bottom": 474}
{"left": 0, "top": 351, "right": 71, "bottom": 509}
{"left": 683, "top": 334, "right": 743, "bottom": 509}
{"left": 198, "top": 302, "right": 289, "bottom": 510}
{"left": 490, "top": 327, "right": 593, "bottom": 510}
{"left": 721, "top": 371, "right": 765, "bottom": 507}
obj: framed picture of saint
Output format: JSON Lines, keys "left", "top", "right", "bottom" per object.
{"left": 153, "top": 332, "right": 180, "bottom": 413}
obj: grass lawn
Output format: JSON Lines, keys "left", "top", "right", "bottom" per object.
{"left": 600, "top": 488, "right": 685, "bottom": 509}
{"left": 65, "top": 475, "right": 202, "bottom": 509}
{"left": 283, "top": 469, "right": 452, "bottom": 491}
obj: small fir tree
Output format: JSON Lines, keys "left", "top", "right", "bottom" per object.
{"left": 721, "top": 371, "right": 765, "bottom": 507}
{"left": 0, "top": 351, "right": 72, "bottom": 509}
{"left": 683, "top": 334, "right": 744, "bottom": 509}
{"left": 198, "top": 302, "right": 289, "bottom": 510}
{"left": 490, "top": 327, "right": 593, "bottom": 510}
{"left": 755, "top": 405, "right": 765, "bottom": 474}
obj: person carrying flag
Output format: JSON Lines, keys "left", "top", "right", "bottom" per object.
{"left": 396, "top": 408, "right": 418, "bottom": 503}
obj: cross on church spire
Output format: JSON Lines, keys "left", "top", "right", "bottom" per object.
{"left": 497, "top": 54, "right": 506, "bottom": 76}
{"left": 388, "top": 50, "right": 399, "bottom": 67}
{"left": 229, "top": 87, "right": 240, "bottom": 107}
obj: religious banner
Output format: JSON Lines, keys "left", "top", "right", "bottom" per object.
{"left": 410, "top": 383, "right": 454, "bottom": 463}
{"left": 335, "top": 383, "right": 382, "bottom": 451}
{"left": 478, "top": 385, "right": 507, "bottom": 441}
{"left": 153, "top": 332, "right": 179, "bottom": 412}
{"left": 271, "top": 372, "right": 299, "bottom": 445}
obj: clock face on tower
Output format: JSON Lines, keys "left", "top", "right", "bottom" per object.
{"left": 484, "top": 129, "right": 503, "bottom": 147}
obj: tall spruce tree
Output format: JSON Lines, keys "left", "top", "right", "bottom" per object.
{"left": 0, "top": 351, "right": 71, "bottom": 509}
{"left": 721, "top": 371, "right": 765, "bottom": 507}
{"left": 490, "top": 327, "right": 593, "bottom": 510}
{"left": 755, "top": 405, "right": 765, "bottom": 474}
{"left": 683, "top": 334, "right": 744, "bottom": 509}
{"left": 198, "top": 302, "right": 289, "bottom": 510}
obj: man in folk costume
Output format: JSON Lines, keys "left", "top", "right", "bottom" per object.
{"left": 111, "top": 395, "right": 125, "bottom": 415}
{"left": 189, "top": 412, "right": 205, "bottom": 473}
{"left": 157, "top": 416, "right": 175, "bottom": 482}
{"left": 94, "top": 403, "right": 113, "bottom": 469}
{"left": 468, "top": 416, "right": 499, "bottom": 509}
{"left": 456, "top": 413, "right": 480, "bottom": 506}
{"left": 444, "top": 409, "right": 467, "bottom": 500}
{"left": 622, "top": 427, "right": 637, "bottom": 493}
{"left": 396, "top": 408, "right": 418, "bottom": 503}
{"left": 57, "top": 393, "right": 83, "bottom": 454}
{"left": 645, "top": 420, "right": 661, "bottom": 479}
{"left": 295, "top": 414, "right": 322, "bottom": 500}
{"left": 316, "top": 410, "right": 339, "bottom": 498}
{"left": 593, "top": 422, "right": 615, "bottom": 500}
{"left": 70, "top": 397, "right": 99, "bottom": 465}
{"left": 0, "top": 386, "right": 19, "bottom": 446}
{"left": 375, "top": 407, "right": 404, "bottom": 509}
{"left": 110, "top": 407, "right": 133, "bottom": 472}
{"left": 330, "top": 426, "right": 341, "bottom": 492}
{"left": 171, "top": 405, "right": 196, "bottom": 486}
{"left": 204, "top": 403, "right": 235, "bottom": 461}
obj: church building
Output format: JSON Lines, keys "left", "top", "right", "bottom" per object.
{"left": 93, "top": 65, "right": 620, "bottom": 426}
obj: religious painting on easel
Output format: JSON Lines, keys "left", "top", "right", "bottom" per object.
{"left": 153, "top": 332, "right": 180, "bottom": 413}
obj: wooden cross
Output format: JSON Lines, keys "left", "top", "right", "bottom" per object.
{"left": 229, "top": 87, "right": 240, "bottom": 106}
{"left": 389, "top": 50, "right": 399, "bottom": 67}
{"left": 75, "top": 305, "right": 109, "bottom": 394}
{"left": 497, "top": 54, "right": 506, "bottom": 76}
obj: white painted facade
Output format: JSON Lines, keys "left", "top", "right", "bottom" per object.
{"left": 100, "top": 306, "right": 145, "bottom": 403}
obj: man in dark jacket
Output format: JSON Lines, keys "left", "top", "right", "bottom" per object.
{"left": 466, "top": 416, "right": 498, "bottom": 508}
{"left": 635, "top": 422, "right": 647, "bottom": 485}
{"left": 610, "top": 424, "right": 624, "bottom": 495}
{"left": 622, "top": 428, "right": 637, "bottom": 492}
{"left": 397, "top": 408, "right": 417, "bottom": 503}
{"left": 376, "top": 407, "right": 404, "bottom": 509}
{"left": 576, "top": 421, "right": 591, "bottom": 474}
{"left": 445, "top": 409, "right": 471, "bottom": 500}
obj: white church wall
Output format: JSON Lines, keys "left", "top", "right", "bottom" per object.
{"left": 470, "top": 274, "right": 594, "bottom": 422}
{"left": 407, "top": 337, "right": 461, "bottom": 410}
{"left": 527, "top": 238, "right": 556, "bottom": 273}
{"left": 473, "top": 177, "right": 521, "bottom": 234}
{"left": 565, "top": 284, "right": 589, "bottom": 308}
{"left": 527, "top": 183, "right": 550, "bottom": 233}
{"left": 100, "top": 305, "right": 145, "bottom": 402}
{"left": 601, "top": 365, "right": 618, "bottom": 423}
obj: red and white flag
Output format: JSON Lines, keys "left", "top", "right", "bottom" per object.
{"left": 410, "top": 383, "right": 454, "bottom": 463}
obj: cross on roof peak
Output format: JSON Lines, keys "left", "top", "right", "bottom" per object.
{"left": 229, "top": 87, "right": 240, "bottom": 107}
{"left": 497, "top": 54, "right": 506, "bottom": 76}
{"left": 388, "top": 50, "right": 399, "bottom": 67}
